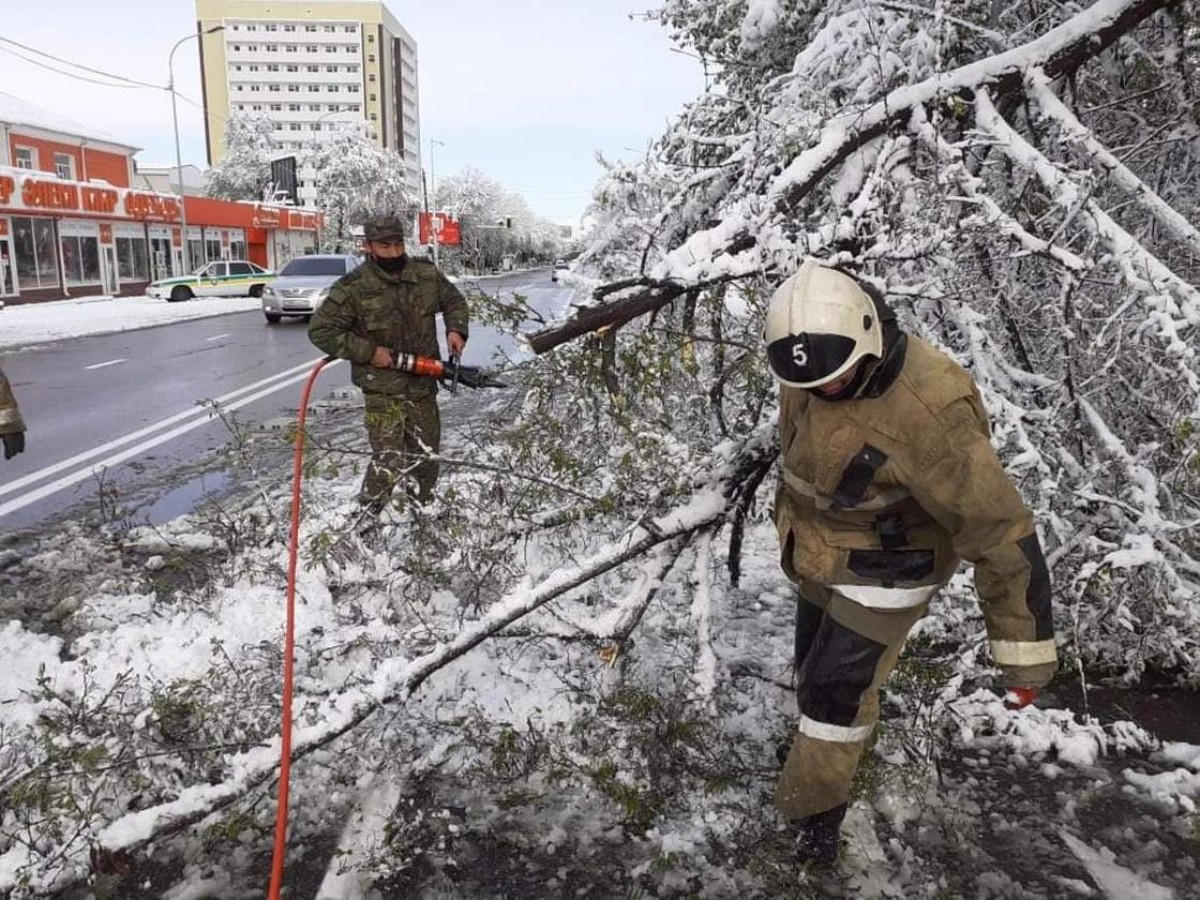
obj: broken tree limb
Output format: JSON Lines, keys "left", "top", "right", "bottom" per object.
{"left": 527, "top": 0, "right": 1173, "bottom": 356}
{"left": 0, "top": 426, "right": 779, "bottom": 896}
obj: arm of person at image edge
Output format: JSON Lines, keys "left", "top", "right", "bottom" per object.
{"left": 307, "top": 262, "right": 469, "bottom": 369}
{"left": 901, "top": 391, "right": 1056, "bottom": 710}
{"left": 0, "top": 366, "right": 27, "bottom": 460}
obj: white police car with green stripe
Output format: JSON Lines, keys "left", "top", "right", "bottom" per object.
{"left": 147, "top": 260, "right": 276, "bottom": 303}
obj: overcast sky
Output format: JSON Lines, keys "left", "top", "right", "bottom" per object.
{"left": 0, "top": 1, "right": 705, "bottom": 225}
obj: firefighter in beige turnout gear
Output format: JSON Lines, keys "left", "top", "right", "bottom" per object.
{"left": 0, "top": 365, "right": 26, "bottom": 461}
{"left": 764, "top": 261, "right": 1057, "bottom": 864}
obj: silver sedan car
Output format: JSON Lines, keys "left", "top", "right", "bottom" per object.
{"left": 261, "top": 254, "right": 362, "bottom": 324}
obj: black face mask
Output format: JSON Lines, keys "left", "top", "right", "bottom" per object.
{"left": 372, "top": 254, "right": 408, "bottom": 274}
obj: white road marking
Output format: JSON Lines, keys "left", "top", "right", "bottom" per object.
{"left": 205, "top": 333, "right": 230, "bottom": 342}
{"left": 0, "top": 358, "right": 341, "bottom": 517}
{"left": 84, "top": 358, "right": 128, "bottom": 370}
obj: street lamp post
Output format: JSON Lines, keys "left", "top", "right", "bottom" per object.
{"left": 169, "top": 25, "right": 223, "bottom": 274}
{"left": 428, "top": 138, "right": 444, "bottom": 267}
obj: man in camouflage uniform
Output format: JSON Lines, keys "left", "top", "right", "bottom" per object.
{"left": 762, "top": 260, "right": 1056, "bottom": 864}
{"left": 0, "top": 365, "right": 26, "bottom": 461}
{"left": 309, "top": 215, "right": 469, "bottom": 514}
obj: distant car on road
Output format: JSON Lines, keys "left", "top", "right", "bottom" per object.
{"left": 550, "top": 259, "right": 569, "bottom": 282}
{"left": 147, "top": 260, "right": 276, "bottom": 303}
{"left": 260, "top": 254, "right": 362, "bottom": 324}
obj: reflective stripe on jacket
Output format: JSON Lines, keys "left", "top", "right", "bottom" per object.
{"left": 308, "top": 257, "right": 470, "bottom": 398}
{"left": 775, "top": 336, "right": 1056, "bottom": 687}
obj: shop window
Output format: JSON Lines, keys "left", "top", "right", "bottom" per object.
{"left": 115, "top": 236, "right": 149, "bottom": 281}
{"left": 61, "top": 233, "right": 101, "bottom": 286}
{"left": 11, "top": 217, "right": 59, "bottom": 288}
{"left": 205, "top": 237, "right": 222, "bottom": 262}
{"left": 14, "top": 147, "right": 36, "bottom": 169}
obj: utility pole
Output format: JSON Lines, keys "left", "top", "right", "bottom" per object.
{"left": 169, "top": 25, "right": 223, "bottom": 274}
{"left": 429, "top": 138, "right": 443, "bottom": 267}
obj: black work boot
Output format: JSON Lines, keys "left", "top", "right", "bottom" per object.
{"left": 795, "top": 803, "right": 846, "bottom": 865}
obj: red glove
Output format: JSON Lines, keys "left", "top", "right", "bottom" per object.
{"left": 1003, "top": 687, "right": 1038, "bottom": 710}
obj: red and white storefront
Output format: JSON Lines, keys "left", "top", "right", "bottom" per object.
{"left": 0, "top": 166, "right": 321, "bottom": 306}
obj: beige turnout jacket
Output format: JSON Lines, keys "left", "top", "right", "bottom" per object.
{"left": 775, "top": 336, "right": 1057, "bottom": 688}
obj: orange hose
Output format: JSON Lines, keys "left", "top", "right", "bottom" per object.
{"left": 268, "top": 356, "right": 331, "bottom": 900}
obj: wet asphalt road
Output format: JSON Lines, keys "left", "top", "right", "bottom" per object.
{"left": 0, "top": 268, "right": 572, "bottom": 535}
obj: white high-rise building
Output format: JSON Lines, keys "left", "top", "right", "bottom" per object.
{"left": 195, "top": 0, "right": 421, "bottom": 207}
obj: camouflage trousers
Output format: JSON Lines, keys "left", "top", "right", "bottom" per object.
{"left": 775, "top": 580, "right": 933, "bottom": 821}
{"left": 359, "top": 392, "right": 441, "bottom": 512}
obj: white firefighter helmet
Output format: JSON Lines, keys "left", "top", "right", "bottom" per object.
{"left": 763, "top": 260, "right": 883, "bottom": 389}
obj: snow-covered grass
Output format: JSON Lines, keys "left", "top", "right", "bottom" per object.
{"left": 0, "top": 293, "right": 262, "bottom": 351}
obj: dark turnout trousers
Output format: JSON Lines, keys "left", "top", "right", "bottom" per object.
{"left": 775, "top": 581, "right": 931, "bottom": 820}
{"left": 360, "top": 392, "right": 441, "bottom": 510}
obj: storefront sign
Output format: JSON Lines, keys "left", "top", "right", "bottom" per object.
{"left": 253, "top": 206, "right": 283, "bottom": 228}
{"left": 99, "top": 224, "right": 113, "bottom": 244}
{"left": 0, "top": 166, "right": 180, "bottom": 223}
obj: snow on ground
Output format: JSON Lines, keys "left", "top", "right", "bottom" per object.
{"left": 2, "top": 276, "right": 1198, "bottom": 898}
{"left": 0, "top": 294, "right": 262, "bottom": 350}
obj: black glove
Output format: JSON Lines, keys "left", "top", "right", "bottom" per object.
{"left": 3, "top": 431, "right": 24, "bottom": 460}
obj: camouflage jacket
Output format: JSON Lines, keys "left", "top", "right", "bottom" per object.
{"left": 308, "top": 257, "right": 470, "bottom": 397}
{"left": 775, "top": 336, "right": 1057, "bottom": 689}
{"left": 0, "top": 366, "right": 25, "bottom": 435}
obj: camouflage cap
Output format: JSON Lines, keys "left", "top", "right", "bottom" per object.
{"left": 362, "top": 215, "right": 406, "bottom": 241}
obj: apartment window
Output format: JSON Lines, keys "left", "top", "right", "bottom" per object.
{"left": 289, "top": 123, "right": 302, "bottom": 131}
{"left": 308, "top": 85, "right": 320, "bottom": 92}
{"left": 235, "top": 85, "right": 244, "bottom": 92}
{"left": 328, "top": 85, "right": 340, "bottom": 93}
{"left": 369, "top": 112, "right": 377, "bottom": 121}
{"left": 306, "top": 45, "right": 318, "bottom": 53}
{"left": 265, "top": 24, "right": 277, "bottom": 32}
{"left": 348, "top": 84, "right": 360, "bottom": 93}
{"left": 234, "top": 64, "right": 243, "bottom": 71}
{"left": 367, "top": 54, "right": 375, "bottom": 62}
{"left": 348, "top": 65, "right": 359, "bottom": 73}
{"left": 283, "top": 24, "right": 295, "bottom": 32}
{"left": 308, "top": 104, "right": 321, "bottom": 111}
{"left": 327, "top": 104, "right": 340, "bottom": 111}
{"left": 249, "top": 65, "right": 260, "bottom": 71}
{"left": 325, "top": 65, "right": 337, "bottom": 72}
{"left": 268, "top": 85, "right": 281, "bottom": 92}
{"left": 305, "top": 24, "right": 317, "bottom": 32}
{"left": 270, "top": 103, "right": 282, "bottom": 110}
{"left": 246, "top": 24, "right": 257, "bottom": 31}
{"left": 14, "top": 146, "right": 37, "bottom": 169}
{"left": 307, "top": 65, "right": 319, "bottom": 72}
{"left": 312, "top": 123, "right": 321, "bottom": 132}
{"left": 285, "top": 45, "right": 297, "bottom": 53}
{"left": 324, "top": 45, "right": 337, "bottom": 53}
{"left": 250, "top": 85, "right": 261, "bottom": 92}
{"left": 286, "top": 64, "right": 299, "bottom": 72}
{"left": 368, "top": 93, "right": 376, "bottom": 101}
{"left": 368, "top": 73, "right": 375, "bottom": 82}
{"left": 350, "top": 103, "right": 360, "bottom": 112}
{"left": 252, "top": 104, "right": 263, "bottom": 111}
{"left": 324, "top": 25, "right": 335, "bottom": 32}
{"left": 288, "top": 103, "right": 301, "bottom": 110}
{"left": 367, "top": 33, "right": 374, "bottom": 42}
{"left": 267, "top": 64, "right": 279, "bottom": 71}
{"left": 231, "top": 24, "right": 239, "bottom": 30}
{"left": 267, "top": 44, "right": 278, "bottom": 52}
{"left": 287, "top": 85, "right": 299, "bottom": 92}
{"left": 11, "top": 217, "right": 59, "bottom": 288}
{"left": 232, "top": 44, "right": 241, "bottom": 51}
{"left": 344, "top": 25, "right": 356, "bottom": 32}
{"left": 248, "top": 44, "right": 259, "bottom": 51}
